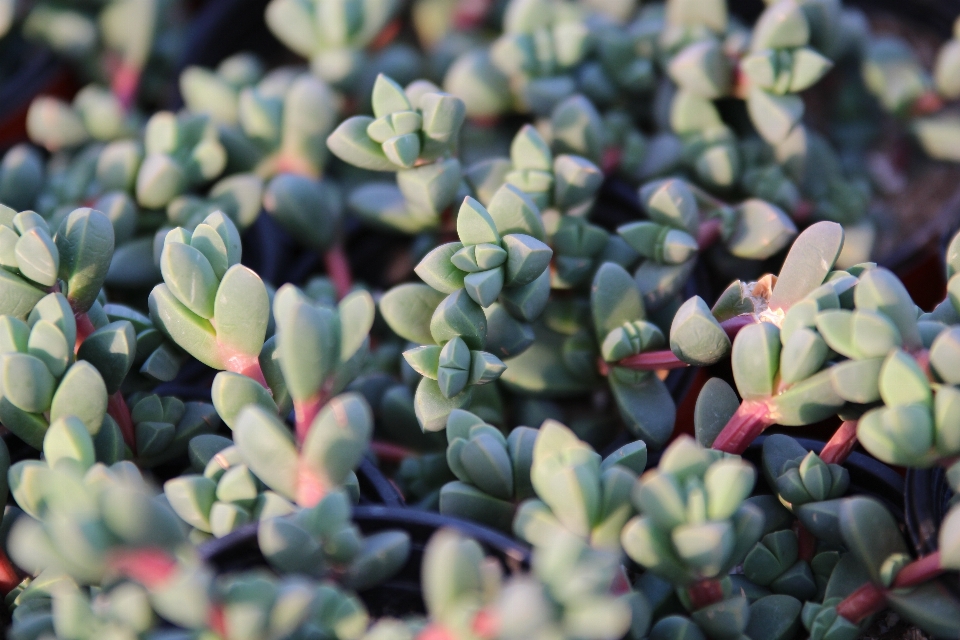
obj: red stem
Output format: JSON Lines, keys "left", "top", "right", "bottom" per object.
{"left": 614, "top": 315, "right": 757, "bottom": 372}
{"left": 324, "top": 245, "right": 353, "bottom": 301}
{"left": 74, "top": 311, "right": 96, "bottom": 352}
{"left": 794, "top": 521, "right": 817, "bottom": 562}
{"left": 911, "top": 90, "right": 944, "bottom": 117}
{"left": 107, "top": 548, "right": 177, "bottom": 589}
{"left": 108, "top": 391, "right": 136, "bottom": 455}
{"left": 370, "top": 440, "right": 417, "bottom": 463}
{"left": 892, "top": 551, "right": 943, "bottom": 589}
{"left": 836, "top": 583, "right": 887, "bottom": 623}
{"left": 719, "top": 313, "right": 758, "bottom": 340}
{"left": 111, "top": 62, "right": 141, "bottom": 112}
{"left": 616, "top": 351, "right": 692, "bottom": 371}
{"left": 602, "top": 147, "right": 622, "bottom": 175}
{"left": 820, "top": 420, "right": 858, "bottom": 465}
{"left": 0, "top": 548, "right": 21, "bottom": 595}
{"left": 222, "top": 350, "right": 269, "bottom": 390}
{"left": 370, "top": 18, "right": 402, "bottom": 50}
{"left": 836, "top": 551, "right": 945, "bottom": 623}
{"left": 697, "top": 218, "right": 723, "bottom": 251}
{"left": 686, "top": 578, "right": 726, "bottom": 610}
{"left": 711, "top": 400, "right": 776, "bottom": 454}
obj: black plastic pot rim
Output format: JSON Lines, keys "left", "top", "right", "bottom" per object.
{"left": 198, "top": 503, "right": 531, "bottom": 568}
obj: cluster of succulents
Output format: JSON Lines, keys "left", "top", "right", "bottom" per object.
{"left": 1, "top": 0, "right": 960, "bottom": 638}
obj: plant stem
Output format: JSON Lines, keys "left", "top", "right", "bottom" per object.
{"left": 370, "top": 440, "right": 417, "bottom": 463}
{"left": 820, "top": 420, "right": 858, "bottom": 465}
{"left": 296, "top": 463, "right": 329, "bottom": 508}
{"left": 892, "top": 551, "right": 943, "bottom": 589}
{"left": 107, "top": 391, "right": 136, "bottom": 455}
{"left": 836, "top": 551, "right": 945, "bottom": 623}
{"left": 294, "top": 392, "right": 328, "bottom": 446}
{"left": 697, "top": 218, "right": 723, "bottom": 250}
{"left": 107, "top": 548, "right": 177, "bottom": 589}
{"left": 835, "top": 583, "right": 887, "bottom": 624}
{"left": 793, "top": 521, "right": 817, "bottom": 562}
{"left": 74, "top": 310, "right": 96, "bottom": 351}
{"left": 0, "top": 548, "right": 21, "bottom": 595}
{"left": 615, "top": 351, "right": 692, "bottom": 371}
{"left": 453, "top": 0, "right": 492, "bottom": 29}
{"left": 111, "top": 62, "right": 141, "bottom": 112}
{"left": 686, "top": 579, "right": 726, "bottom": 610}
{"left": 711, "top": 400, "right": 776, "bottom": 454}
{"left": 614, "top": 315, "right": 757, "bottom": 371}
{"left": 370, "top": 18, "right": 402, "bottom": 50}
{"left": 602, "top": 147, "right": 622, "bottom": 174}
{"left": 222, "top": 351, "right": 269, "bottom": 390}
{"left": 324, "top": 245, "right": 353, "bottom": 300}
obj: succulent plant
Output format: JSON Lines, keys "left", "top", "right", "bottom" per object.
{"left": 0, "top": 145, "right": 45, "bottom": 213}
{"left": 165, "top": 435, "right": 298, "bottom": 540}
{"left": 125, "top": 393, "right": 219, "bottom": 467}
{"left": 487, "top": 0, "right": 591, "bottom": 115}
{"left": 800, "top": 497, "right": 960, "bottom": 639}
{"left": 266, "top": 0, "right": 401, "bottom": 89}
{"left": 330, "top": 74, "right": 466, "bottom": 233}
{"left": 494, "top": 529, "right": 633, "bottom": 640}
{"left": 465, "top": 124, "right": 603, "bottom": 217}
{"left": 180, "top": 52, "right": 266, "bottom": 127}
{"left": 135, "top": 111, "right": 227, "bottom": 209}
{"left": 230, "top": 392, "right": 373, "bottom": 508}
{"left": 618, "top": 178, "right": 796, "bottom": 307}
{"left": 8, "top": 420, "right": 186, "bottom": 585}
{"left": 227, "top": 70, "right": 342, "bottom": 178}
{"left": 436, "top": 409, "right": 537, "bottom": 531}
{"left": 149, "top": 210, "right": 271, "bottom": 383}
{"left": 26, "top": 85, "right": 135, "bottom": 153}
{"left": 621, "top": 435, "right": 762, "bottom": 586}
{"left": 257, "top": 489, "right": 411, "bottom": 591}
{"left": 514, "top": 419, "right": 645, "bottom": 550}
{"left": 0, "top": 293, "right": 112, "bottom": 449}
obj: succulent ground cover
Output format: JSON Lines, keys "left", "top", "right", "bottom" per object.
{"left": 0, "top": 0, "right": 960, "bottom": 638}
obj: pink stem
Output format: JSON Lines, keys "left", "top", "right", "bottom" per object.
{"left": 893, "top": 551, "right": 943, "bottom": 589}
{"left": 686, "top": 579, "right": 726, "bottom": 610}
{"left": 615, "top": 315, "right": 758, "bottom": 372}
{"left": 324, "top": 245, "right": 353, "bottom": 301}
{"left": 294, "top": 393, "right": 326, "bottom": 446}
{"left": 296, "top": 463, "right": 329, "bottom": 507}
{"left": 601, "top": 147, "right": 622, "bottom": 175}
{"left": 836, "top": 583, "right": 888, "bottom": 624}
{"left": 222, "top": 350, "right": 269, "bottom": 390}
{"left": 616, "top": 350, "right": 692, "bottom": 371}
{"left": 107, "top": 548, "right": 177, "bottom": 589}
{"left": 794, "top": 521, "right": 817, "bottom": 562}
{"left": 711, "top": 400, "right": 776, "bottom": 454}
{"left": 111, "top": 62, "right": 141, "bottom": 113}
{"left": 74, "top": 311, "right": 96, "bottom": 352}
{"left": 108, "top": 391, "right": 136, "bottom": 455}
{"left": 697, "top": 218, "right": 723, "bottom": 251}
{"left": 719, "top": 313, "right": 758, "bottom": 340}
{"left": 370, "top": 440, "right": 417, "bottom": 463}
{"left": 836, "top": 551, "right": 945, "bottom": 623}
{"left": 820, "top": 420, "right": 858, "bottom": 465}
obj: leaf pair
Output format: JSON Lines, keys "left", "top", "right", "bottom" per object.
{"left": 327, "top": 75, "right": 465, "bottom": 171}
{"left": 0, "top": 293, "right": 109, "bottom": 448}
{"left": 149, "top": 211, "right": 269, "bottom": 372}
{"left": 232, "top": 393, "right": 373, "bottom": 507}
